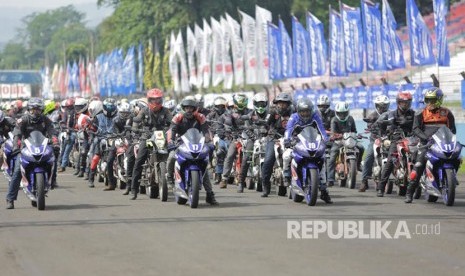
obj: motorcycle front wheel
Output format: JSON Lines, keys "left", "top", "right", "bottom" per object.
{"left": 444, "top": 169, "right": 457, "bottom": 206}
{"left": 36, "top": 173, "right": 46, "bottom": 211}
{"left": 189, "top": 170, "right": 200, "bottom": 208}
{"left": 348, "top": 159, "right": 357, "bottom": 189}
{"left": 307, "top": 169, "right": 319, "bottom": 206}
{"left": 159, "top": 162, "right": 168, "bottom": 202}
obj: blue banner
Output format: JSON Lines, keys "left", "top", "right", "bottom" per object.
{"left": 138, "top": 42, "right": 144, "bottom": 92}
{"left": 343, "top": 87, "right": 356, "bottom": 109}
{"left": 407, "top": 0, "right": 436, "bottom": 66}
{"left": 341, "top": 3, "right": 364, "bottom": 73}
{"left": 123, "top": 46, "right": 136, "bottom": 95}
{"left": 361, "top": 0, "right": 386, "bottom": 71}
{"left": 292, "top": 16, "right": 311, "bottom": 77}
{"left": 434, "top": 0, "right": 450, "bottom": 66}
{"left": 381, "top": 0, "right": 405, "bottom": 70}
{"left": 268, "top": 23, "right": 283, "bottom": 80}
{"left": 329, "top": 9, "right": 347, "bottom": 76}
{"left": 306, "top": 12, "right": 327, "bottom": 76}
{"left": 279, "top": 19, "right": 295, "bottom": 78}
{"left": 330, "top": 87, "right": 342, "bottom": 103}
{"left": 71, "top": 61, "right": 79, "bottom": 92}
{"left": 385, "top": 84, "right": 399, "bottom": 109}
{"left": 357, "top": 86, "right": 369, "bottom": 109}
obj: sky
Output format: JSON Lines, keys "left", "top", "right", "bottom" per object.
{"left": 0, "top": 0, "right": 113, "bottom": 47}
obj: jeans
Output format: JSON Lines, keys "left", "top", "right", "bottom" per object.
{"left": 215, "top": 138, "right": 229, "bottom": 174}
{"left": 107, "top": 146, "right": 117, "bottom": 187}
{"left": 60, "top": 132, "right": 76, "bottom": 168}
{"left": 361, "top": 140, "right": 375, "bottom": 181}
{"left": 6, "top": 155, "right": 21, "bottom": 201}
{"left": 221, "top": 141, "right": 238, "bottom": 179}
{"left": 261, "top": 140, "right": 276, "bottom": 190}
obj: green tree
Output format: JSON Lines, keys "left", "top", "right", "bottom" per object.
{"left": 0, "top": 43, "right": 28, "bottom": 69}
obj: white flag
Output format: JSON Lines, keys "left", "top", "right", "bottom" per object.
{"left": 211, "top": 17, "right": 224, "bottom": 87}
{"left": 194, "top": 24, "right": 204, "bottom": 88}
{"left": 169, "top": 32, "right": 180, "bottom": 93}
{"left": 202, "top": 19, "right": 212, "bottom": 88}
{"left": 226, "top": 13, "right": 244, "bottom": 87}
{"left": 186, "top": 26, "right": 197, "bottom": 87}
{"left": 255, "top": 5, "right": 272, "bottom": 84}
{"left": 175, "top": 31, "right": 190, "bottom": 93}
{"left": 239, "top": 10, "right": 257, "bottom": 84}
{"left": 221, "top": 17, "right": 233, "bottom": 89}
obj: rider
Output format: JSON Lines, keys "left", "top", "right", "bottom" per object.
{"left": 206, "top": 96, "right": 229, "bottom": 184}
{"left": 163, "top": 99, "right": 177, "bottom": 116}
{"left": 126, "top": 88, "right": 172, "bottom": 199}
{"left": 194, "top": 93, "right": 210, "bottom": 116}
{"left": 88, "top": 98, "right": 118, "bottom": 188}
{"left": 236, "top": 92, "right": 269, "bottom": 193}
{"left": 261, "top": 92, "right": 293, "bottom": 197}
{"left": 166, "top": 97, "right": 218, "bottom": 205}
{"left": 284, "top": 97, "right": 332, "bottom": 203}
{"left": 6, "top": 98, "right": 59, "bottom": 209}
{"left": 374, "top": 92, "right": 415, "bottom": 197}
{"left": 218, "top": 93, "right": 252, "bottom": 189}
{"left": 58, "top": 98, "right": 76, "bottom": 172}
{"left": 327, "top": 101, "right": 365, "bottom": 187}
{"left": 43, "top": 100, "right": 61, "bottom": 188}
{"left": 360, "top": 95, "right": 390, "bottom": 192}
{"left": 73, "top": 97, "right": 91, "bottom": 177}
{"left": 317, "top": 95, "right": 335, "bottom": 131}
{"left": 405, "top": 87, "right": 456, "bottom": 203}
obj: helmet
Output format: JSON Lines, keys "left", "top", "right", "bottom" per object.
{"left": 77, "top": 113, "right": 91, "bottom": 130}
{"left": 103, "top": 98, "right": 117, "bottom": 117}
{"left": 396, "top": 91, "right": 412, "bottom": 112}
{"left": 253, "top": 93, "right": 268, "bottom": 115}
{"left": 43, "top": 100, "right": 56, "bottom": 115}
{"left": 28, "top": 98, "right": 45, "bottom": 124}
{"left": 374, "top": 95, "right": 390, "bottom": 115}
{"left": 334, "top": 101, "right": 350, "bottom": 122}
{"left": 227, "top": 100, "right": 234, "bottom": 110}
{"left": 147, "top": 88, "right": 164, "bottom": 112}
{"left": 233, "top": 94, "right": 248, "bottom": 111}
{"left": 194, "top": 94, "right": 205, "bottom": 108}
{"left": 181, "top": 97, "right": 198, "bottom": 119}
{"left": 213, "top": 96, "right": 227, "bottom": 115}
{"left": 118, "top": 102, "right": 132, "bottom": 120}
{"left": 64, "top": 98, "right": 75, "bottom": 109}
{"left": 424, "top": 87, "right": 444, "bottom": 110}
{"left": 296, "top": 98, "right": 314, "bottom": 122}
{"left": 317, "top": 95, "right": 331, "bottom": 114}
{"left": 74, "top": 97, "right": 88, "bottom": 114}
{"left": 88, "top": 100, "right": 103, "bottom": 118}
{"left": 163, "top": 99, "right": 177, "bottom": 112}
{"left": 273, "top": 92, "right": 292, "bottom": 115}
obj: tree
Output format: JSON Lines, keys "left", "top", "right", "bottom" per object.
{"left": 0, "top": 43, "right": 27, "bottom": 69}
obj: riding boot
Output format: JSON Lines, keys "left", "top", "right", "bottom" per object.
{"left": 130, "top": 190, "right": 137, "bottom": 200}
{"left": 320, "top": 189, "right": 333, "bottom": 204}
{"left": 206, "top": 191, "right": 218, "bottom": 205}
{"left": 88, "top": 170, "right": 95, "bottom": 188}
{"left": 123, "top": 178, "right": 132, "bottom": 195}
{"left": 359, "top": 179, "right": 369, "bottom": 192}
{"left": 261, "top": 181, "right": 270, "bottom": 197}
{"left": 405, "top": 181, "right": 417, "bottom": 203}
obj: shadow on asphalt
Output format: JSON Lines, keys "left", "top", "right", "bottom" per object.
{"left": 45, "top": 204, "right": 130, "bottom": 211}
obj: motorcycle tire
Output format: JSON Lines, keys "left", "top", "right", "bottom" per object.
{"left": 427, "top": 195, "right": 438, "bottom": 202}
{"left": 308, "top": 169, "right": 319, "bottom": 206}
{"left": 246, "top": 177, "right": 255, "bottom": 190}
{"left": 348, "top": 160, "right": 357, "bottom": 189}
{"left": 36, "top": 173, "right": 46, "bottom": 211}
{"left": 190, "top": 170, "right": 200, "bottom": 209}
{"left": 159, "top": 163, "right": 168, "bottom": 202}
{"left": 385, "top": 180, "right": 394, "bottom": 194}
{"left": 444, "top": 169, "right": 456, "bottom": 206}
{"left": 98, "top": 173, "right": 104, "bottom": 183}
{"left": 397, "top": 185, "right": 407, "bottom": 196}
{"left": 292, "top": 188, "right": 304, "bottom": 203}
{"left": 413, "top": 186, "right": 422, "bottom": 199}
{"left": 278, "top": 186, "right": 287, "bottom": 197}
{"left": 31, "top": 201, "right": 37, "bottom": 207}
{"left": 118, "top": 179, "right": 126, "bottom": 190}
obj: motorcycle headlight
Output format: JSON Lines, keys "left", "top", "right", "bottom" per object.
{"left": 383, "top": 139, "right": 391, "bottom": 148}
{"left": 155, "top": 139, "right": 166, "bottom": 150}
{"left": 344, "top": 138, "right": 356, "bottom": 148}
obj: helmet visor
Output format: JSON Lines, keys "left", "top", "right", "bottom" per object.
{"left": 298, "top": 110, "right": 311, "bottom": 121}
{"left": 148, "top": 97, "right": 163, "bottom": 105}
{"left": 336, "top": 111, "right": 349, "bottom": 121}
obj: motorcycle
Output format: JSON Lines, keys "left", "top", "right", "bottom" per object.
{"left": 114, "top": 135, "right": 129, "bottom": 190}
{"left": 144, "top": 130, "right": 169, "bottom": 201}
{"left": 249, "top": 128, "right": 268, "bottom": 193}
{"left": 20, "top": 131, "right": 55, "bottom": 210}
{"left": 334, "top": 132, "right": 365, "bottom": 189}
{"left": 2, "top": 132, "right": 16, "bottom": 180}
{"left": 419, "top": 126, "right": 463, "bottom": 206}
{"left": 289, "top": 126, "right": 326, "bottom": 206}
{"left": 391, "top": 132, "right": 418, "bottom": 196}
{"left": 271, "top": 137, "right": 287, "bottom": 196}
{"left": 372, "top": 136, "right": 395, "bottom": 193}
{"left": 173, "top": 128, "right": 210, "bottom": 208}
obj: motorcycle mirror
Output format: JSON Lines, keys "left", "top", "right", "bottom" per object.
{"left": 362, "top": 118, "right": 372, "bottom": 123}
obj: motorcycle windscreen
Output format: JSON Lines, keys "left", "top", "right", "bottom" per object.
{"left": 182, "top": 128, "right": 204, "bottom": 145}
{"left": 27, "top": 131, "right": 47, "bottom": 146}
{"left": 432, "top": 126, "right": 456, "bottom": 149}
{"left": 298, "top": 126, "right": 321, "bottom": 143}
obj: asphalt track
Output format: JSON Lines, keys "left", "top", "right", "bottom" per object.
{"left": 1, "top": 172, "right": 464, "bottom": 276}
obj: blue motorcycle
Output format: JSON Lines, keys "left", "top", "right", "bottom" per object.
{"left": 20, "top": 131, "right": 55, "bottom": 210}
{"left": 420, "top": 126, "right": 463, "bottom": 206}
{"left": 2, "top": 132, "right": 16, "bottom": 180}
{"left": 174, "top": 128, "right": 210, "bottom": 208}
{"left": 290, "top": 126, "right": 326, "bottom": 206}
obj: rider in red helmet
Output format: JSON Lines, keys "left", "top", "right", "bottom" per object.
{"left": 124, "top": 88, "right": 173, "bottom": 198}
